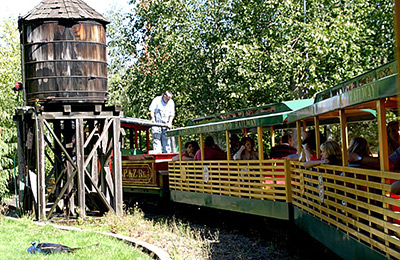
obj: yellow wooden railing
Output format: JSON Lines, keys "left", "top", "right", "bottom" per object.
{"left": 169, "top": 159, "right": 400, "bottom": 258}
{"left": 290, "top": 161, "right": 400, "bottom": 259}
{"left": 169, "top": 159, "right": 290, "bottom": 202}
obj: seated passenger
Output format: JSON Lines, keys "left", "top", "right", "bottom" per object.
{"left": 270, "top": 133, "right": 297, "bottom": 159}
{"left": 230, "top": 134, "right": 241, "bottom": 159}
{"left": 349, "top": 121, "right": 400, "bottom": 169}
{"left": 388, "top": 121, "right": 400, "bottom": 155}
{"left": 300, "top": 129, "right": 327, "bottom": 161}
{"left": 304, "top": 140, "right": 342, "bottom": 168}
{"left": 391, "top": 180, "right": 400, "bottom": 195}
{"left": 194, "top": 136, "right": 226, "bottom": 160}
{"left": 233, "top": 137, "right": 259, "bottom": 160}
{"left": 191, "top": 141, "right": 200, "bottom": 155}
{"left": 172, "top": 141, "right": 196, "bottom": 161}
{"left": 347, "top": 137, "right": 377, "bottom": 169}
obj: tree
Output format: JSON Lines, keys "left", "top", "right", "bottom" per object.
{"left": 106, "top": 0, "right": 395, "bottom": 128}
{"left": 0, "top": 18, "right": 21, "bottom": 198}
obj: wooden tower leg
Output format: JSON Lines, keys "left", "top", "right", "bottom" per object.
{"left": 113, "top": 117, "right": 123, "bottom": 214}
{"left": 76, "top": 118, "right": 86, "bottom": 218}
{"left": 36, "top": 114, "right": 46, "bottom": 220}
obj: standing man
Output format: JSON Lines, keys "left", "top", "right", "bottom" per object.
{"left": 149, "top": 90, "right": 175, "bottom": 153}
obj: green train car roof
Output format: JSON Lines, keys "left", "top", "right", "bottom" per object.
{"left": 167, "top": 99, "right": 313, "bottom": 137}
{"left": 287, "top": 61, "right": 397, "bottom": 123}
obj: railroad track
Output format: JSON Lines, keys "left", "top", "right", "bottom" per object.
{"left": 137, "top": 200, "right": 343, "bottom": 260}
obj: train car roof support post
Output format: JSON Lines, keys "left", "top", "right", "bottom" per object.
{"left": 226, "top": 131, "right": 231, "bottom": 161}
{"left": 257, "top": 127, "right": 264, "bottom": 161}
{"left": 146, "top": 130, "right": 150, "bottom": 153}
{"left": 339, "top": 109, "right": 348, "bottom": 166}
{"left": 270, "top": 126, "right": 275, "bottom": 148}
{"left": 200, "top": 133, "right": 204, "bottom": 161}
{"left": 394, "top": 0, "right": 400, "bottom": 110}
{"left": 314, "top": 116, "right": 321, "bottom": 159}
{"left": 377, "top": 99, "right": 389, "bottom": 171}
{"left": 296, "top": 121, "right": 302, "bottom": 158}
{"left": 178, "top": 136, "right": 183, "bottom": 161}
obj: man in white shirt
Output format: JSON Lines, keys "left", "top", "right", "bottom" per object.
{"left": 149, "top": 90, "right": 175, "bottom": 153}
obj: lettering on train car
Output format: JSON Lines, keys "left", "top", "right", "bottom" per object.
{"left": 342, "top": 82, "right": 378, "bottom": 106}
{"left": 122, "top": 161, "right": 156, "bottom": 186}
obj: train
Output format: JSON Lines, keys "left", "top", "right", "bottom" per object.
{"left": 121, "top": 60, "right": 400, "bottom": 259}
{"left": 13, "top": 1, "right": 400, "bottom": 258}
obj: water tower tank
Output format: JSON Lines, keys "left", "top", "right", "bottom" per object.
{"left": 19, "top": 0, "right": 110, "bottom": 105}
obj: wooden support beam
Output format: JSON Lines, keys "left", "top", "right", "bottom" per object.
{"left": 95, "top": 104, "right": 102, "bottom": 113}
{"left": 84, "top": 169, "right": 115, "bottom": 214}
{"left": 43, "top": 119, "right": 76, "bottom": 170}
{"left": 339, "top": 109, "right": 348, "bottom": 166}
{"left": 16, "top": 119, "right": 25, "bottom": 208}
{"left": 84, "top": 124, "right": 99, "bottom": 148}
{"left": 36, "top": 115, "right": 46, "bottom": 220}
{"left": 76, "top": 118, "right": 86, "bottom": 218}
{"left": 112, "top": 117, "right": 123, "bottom": 214}
{"left": 64, "top": 120, "right": 75, "bottom": 216}
{"left": 45, "top": 168, "right": 67, "bottom": 205}
{"left": 84, "top": 119, "right": 113, "bottom": 168}
{"left": 63, "top": 105, "right": 71, "bottom": 114}
{"left": 53, "top": 121, "right": 62, "bottom": 202}
{"left": 104, "top": 167, "right": 115, "bottom": 197}
{"left": 47, "top": 169, "right": 78, "bottom": 219}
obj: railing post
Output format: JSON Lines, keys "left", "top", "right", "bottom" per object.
{"left": 284, "top": 160, "right": 292, "bottom": 203}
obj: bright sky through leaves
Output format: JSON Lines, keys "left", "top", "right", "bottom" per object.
{"left": 0, "top": 0, "right": 131, "bottom": 20}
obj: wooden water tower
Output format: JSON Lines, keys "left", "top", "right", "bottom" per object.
{"left": 14, "top": 0, "right": 123, "bottom": 220}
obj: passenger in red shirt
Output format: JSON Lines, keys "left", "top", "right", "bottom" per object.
{"left": 270, "top": 133, "right": 297, "bottom": 159}
{"left": 194, "top": 136, "right": 226, "bottom": 160}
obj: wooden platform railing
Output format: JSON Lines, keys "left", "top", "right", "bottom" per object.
{"left": 290, "top": 161, "right": 400, "bottom": 259}
{"left": 169, "top": 159, "right": 290, "bottom": 202}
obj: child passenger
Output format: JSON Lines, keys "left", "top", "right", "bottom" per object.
{"left": 347, "top": 137, "right": 376, "bottom": 169}
{"left": 233, "top": 137, "right": 259, "bottom": 160}
{"left": 172, "top": 141, "right": 200, "bottom": 161}
{"left": 304, "top": 140, "right": 342, "bottom": 168}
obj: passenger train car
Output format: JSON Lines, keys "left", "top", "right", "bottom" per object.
{"left": 165, "top": 60, "right": 400, "bottom": 259}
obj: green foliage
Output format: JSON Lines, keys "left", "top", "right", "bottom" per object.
{"left": 107, "top": 0, "right": 394, "bottom": 129}
{"left": 0, "top": 18, "right": 21, "bottom": 198}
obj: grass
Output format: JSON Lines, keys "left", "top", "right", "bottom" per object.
{"left": 0, "top": 216, "right": 152, "bottom": 260}
{"left": 66, "top": 205, "right": 217, "bottom": 260}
